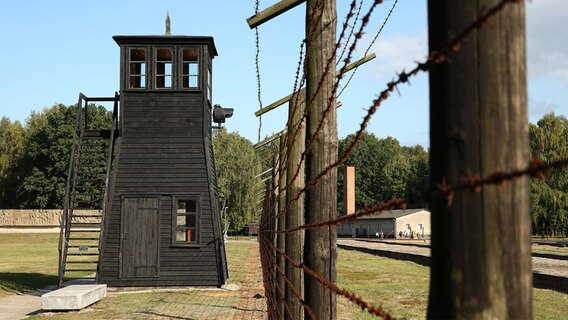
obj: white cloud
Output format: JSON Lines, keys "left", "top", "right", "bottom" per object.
{"left": 356, "top": 32, "right": 428, "bottom": 83}
{"left": 527, "top": 0, "right": 568, "bottom": 86}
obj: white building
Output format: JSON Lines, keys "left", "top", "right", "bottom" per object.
{"left": 337, "top": 209, "right": 430, "bottom": 239}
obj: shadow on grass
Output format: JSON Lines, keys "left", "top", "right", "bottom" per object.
{"left": 0, "top": 272, "right": 58, "bottom": 294}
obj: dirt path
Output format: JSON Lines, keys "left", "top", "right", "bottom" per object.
{"left": 226, "top": 241, "right": 267, "bottom": 320}
{"left": 2, "top": 241, "right": 267, "bottom": 320}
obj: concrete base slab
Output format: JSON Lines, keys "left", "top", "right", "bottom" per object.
{"left": 41, "top": 284, "right": 106, "bottom": 311}
{"left": 222, "top": 283, "right": 240, "bottom": 291}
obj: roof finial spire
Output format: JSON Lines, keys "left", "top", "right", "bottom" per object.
{"left": 165, "top": 12, "right": 171, "bottom": 36}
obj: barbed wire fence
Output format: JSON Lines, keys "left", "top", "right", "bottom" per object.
{"left": 248, "top": 0, "right": 565, "bottom": 319}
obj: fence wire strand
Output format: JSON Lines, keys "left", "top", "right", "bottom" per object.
{"left": 339, "top": 0, "right": 400, "bottom": 97}
{"left": 254, "top": 0, "right": 263, "bottom": 143}
{"left": 255, "top": 0, "right": 529, "bottom": 319}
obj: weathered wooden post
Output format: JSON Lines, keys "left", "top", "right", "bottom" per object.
{"left": 286, "top": 91, "right": 306, "bottom": 319}
{"left": 428, "top": 1, "right": 531, "bottom": 318}
{"left": 304, "top": 0, "right": 338, "bottom": 319}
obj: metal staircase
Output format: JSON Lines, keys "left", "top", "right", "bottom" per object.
{"left": 58, "top": 93, "right": 119, "bottom": 287}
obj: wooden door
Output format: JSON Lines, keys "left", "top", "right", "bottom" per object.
{"left": 121, "top": 197, "right": 159, "bottom": 278}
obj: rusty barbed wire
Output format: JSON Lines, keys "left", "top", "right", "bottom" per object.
{"left": 279, "top": 198, "right": 406, "bottom": 234}
{"left": 303, "top": 0, "right": 384, "bottom": 154}
{"left": 280, "top": 0, "right": 387, "bottom": 220}
{"left": 275, "top": 156, "right": 568, "bottom": 236}
{"left": 261, "top": 234, "right": 395, "bottom": 320}
{"left": 258, "top": 0, "right": 361, "bottom": 200}
{"left": 270, "top": 0, "right": 363, "bottom": 213}
{"left": 254, "top": 0, "right": 263, "bottom": 143}
{"left": 258, "top": 157, "right": 568, "bottom": 316}
{"left": 285, "top": 0, "right": 360, "bottom": 156}
{"left": 258, "top": 183, "right": 278, "bottom": 319}
{"left": 259, "top": 157, "right": 568, "bottom": 317}
{"left": 433, "top": 158, "right": 568, "bottom": 199}
{"left": 338, "top": 0, "right": 400, "bottom": 98}
{"left": 257, "top": 1, "right": 526, "bottom": 319}
{"left": 263, "top": 236, "right": 317, "bottom": 320}
{"left": 282, "top": 0, "right": 522, "bottom": 217}
{"left": 337, "top": 0, "right": 364, "bottom": 66}
{"left": 447, "top": 0, "right": 523, "bottom": 53}
{"left": 266, "top": 0, "right": 328, "bottom": 203}
{"left": 272, "top": 261, "right": 294, "bottom": 320}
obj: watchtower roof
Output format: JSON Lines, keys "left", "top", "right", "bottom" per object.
{"left": 113, "top": 35, "right": 218, "bottom": 57}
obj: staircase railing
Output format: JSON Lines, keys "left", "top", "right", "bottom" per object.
{"left": 97, "top": 92, "right": 120, "bottom": 282}
{"left": 57, "top": 93, "right": 120, "bottom": 287}
{"left": 58, "top": 93, "right": 87, "bottom": 287}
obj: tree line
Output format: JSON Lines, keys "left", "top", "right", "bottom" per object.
{"left": 1, "top": 104, "right": 566, "bottom": 236}
{"left": 0, "top": 104, "right": 111, "bottom": 208}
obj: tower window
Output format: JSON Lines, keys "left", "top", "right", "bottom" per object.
{"left": 129, "top": 48, "right": 147, "bottom": 89}
{"left": 181, "top": 48, "right": 199, "bottom": 88}
{"left": 155, "top": 48, "right": 173, "bottom": 89}
{"left": 173, "top": 197, "right": 200, "bottom": 245}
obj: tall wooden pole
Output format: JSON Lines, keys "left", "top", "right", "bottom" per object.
{"left": 277, "top": 135, "right": 287, "bottom": 319}
{"left": 427, "top": 1, "right": 531, "bottom": 318}
{"left": 286, "top": 91, "right": 306, "bottom": 319}
{"left": 304, "top": 0, "right": 337, "bottom": 319}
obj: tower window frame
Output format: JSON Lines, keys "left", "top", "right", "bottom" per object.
{"left": 154, "top": 47, "right": 174, "bottom": 90}
{"left": 128, "top": 47, "right": 147, "bottom": 89}
{"left": 180, "top": 47, "right": 200, "bottom": 90}
{"left": 171, "top": 196, "right": 201, "bottom": 247}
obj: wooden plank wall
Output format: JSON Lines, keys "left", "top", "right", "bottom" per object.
{"left": 99, "top": 91, "right": 225, "bottom": 286}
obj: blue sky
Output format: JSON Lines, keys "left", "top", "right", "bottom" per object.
{"left": 0, "top": 0, "right": 566, "bottom": 147}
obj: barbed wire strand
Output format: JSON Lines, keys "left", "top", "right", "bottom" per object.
{"left": 281, "top": 0, "right": 522, "bottom": 220}
{"left": 337, "top": 0, "right": 365, "bottom": 65}
{"left": 338, "top": 0, "right": 400, "bottom": 97}
{"left": 258, "top": 0, "right": 525, "bottom": 318}
{"left": 254, "top": 0, "right": 263, "bottom": 143}
{"left": 265, "top": 240, "right": 292, "bottom": 317}
{"left": 274, "top": 0, "right": 361, "bottom": 210}
{"left": 261, "top": 233, "right": 395, "bottom": 320}
{"left": 280, "top": 0, "right": 384, "bottom": 219}
{"left": 263, "top": 235, "right": 317, "bottom": 320}
{"left": 259, "top": 157, "right": 568, "bottom": 316}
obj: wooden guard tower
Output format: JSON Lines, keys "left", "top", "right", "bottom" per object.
{"left": 58, "top": 33, "right": 228, "bottom": 287}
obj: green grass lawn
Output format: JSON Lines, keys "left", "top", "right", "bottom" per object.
{"left": 532, "top": 244, "right": 568, "bottom": 256}
{"left": 1, "top": 233, "right": 567, "bottom": 319}
{"left": 337, "top": 248, "right": 568, "bottom": 320}
{"left": 0, "top": 233, "right": 61, "bottom": 297}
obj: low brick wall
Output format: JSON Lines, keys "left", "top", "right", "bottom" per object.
{"left": 0, "top": 209, "right": 101, "bottom": 228}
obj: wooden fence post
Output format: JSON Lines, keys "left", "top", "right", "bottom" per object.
{"left": 304, "top": 0, "right": 338, "bottom": 319}
{"left": 427, "top": 1, "right": 531, "bottom": 318}
{"left": 286, "top": 91, "right": 306, "bottom": 319}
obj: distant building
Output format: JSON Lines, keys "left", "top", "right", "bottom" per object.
{"left": 247, "top": 223, "right": 259, "bottom": 236}
{"left": 337, "top": 209, "right": 430, "bottom": 239}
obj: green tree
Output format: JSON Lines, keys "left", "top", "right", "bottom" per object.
{"left": 213, "top": 128, "right": 258, "bottom": 233}
{"left": 15, "top": 104, "right": 111, "bottom": 208}
{"left": 337, "top": 132, "right": 429, "bottom": 215}
{"left": 0, "top": 117, "right": 27, "bottom": 207}
{"left": 404, "top": 145, "right": 430, "bottom": 208}
{"left": 529, "top": 113, "right": 568, "bottom": 237}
